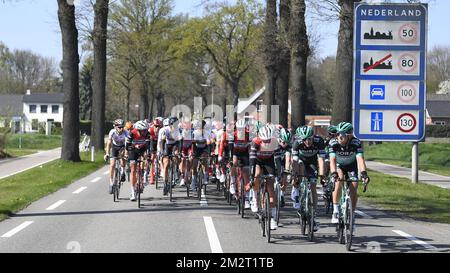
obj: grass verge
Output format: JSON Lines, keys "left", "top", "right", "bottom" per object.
{"left": 360, "top": 170, "right": 450, "bottom": 224}
{"left": 0, "top": 151, "right": 106, "bottom": 222}
{"left": 4, "top": 134, "right": 62, "bottom": 157}
{"left": 365, "top": 142, "right": 450, "bottom": 177}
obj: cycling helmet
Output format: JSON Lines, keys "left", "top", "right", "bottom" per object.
{"left": 192, "top": 120, "right": 202, "bottom": 130}
{"left": 296, "top": 126, "right": 314, "bottom": 140}
{"left": 163, "top": 118, "right": 170, "bottom": 127}
{"left": 279, "top": 128, "right": 292, "bottom": 143}
{"left": 135, "top": 120, "right": 149, "bottom": 130}
{"left": 125, "top": 121, "right": 133, "bottom": 130}
{"left": 259, "top": 125, "right": 273, "bottom": 141}
{"left": 169, "top": 116, "right": 178, "bottom": 126}
{"left": 337, "top": 122, "right": 353, "bottom": 134}
{"left": 153, "top": 118, "right": 162, "bottom": 128}
{"left": 327, "top": 125, "right": 338, "bottom": 134}
{"left": 235, "top": 119, "right": 246, "bottom": 129}
{"left": 114, "top": 119, "right": 124, "bottom": 127}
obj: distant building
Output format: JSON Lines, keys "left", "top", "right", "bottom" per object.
{"left": 0, "top": 90, "right": 64, "bottom": 133}
{"left": 236, "top": 86, "right": 331, "bottom": 130}
{"left": 426, "top": 94, "right": 450, "bottom": 125}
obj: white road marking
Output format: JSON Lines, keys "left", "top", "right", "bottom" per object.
{"left": 200, "top": 189, "right": 208, "bottom": 207}
{"left": 46, "top": 200, "right": 66, "bottom": 211}
{"left": 90, "top": 177, "right": 101, "bottom": 183}
{"left": 203, "top": 216, "right": 223, "bottom": 253}
{"left": 72, "top": 187, "right": 87, "bottom": 194}
{"left": 355, "top": 210, "right": 373, "bottom": 219}
{"left": 1, "top": 221, "right": 34, "bottom": 238}
{"left": 392, "top": 230, "right": 437, "bottom": 250}
{"left": 103, "top": 171, "right": 109, "bottom": 175}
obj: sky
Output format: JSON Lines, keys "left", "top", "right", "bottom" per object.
{"left": 0, "top": 0, "right": 449, "bottom": 64}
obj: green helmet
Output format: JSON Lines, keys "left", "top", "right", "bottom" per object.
{"left": 337, "top": 122, "right": 353, "bottom": 134}
{"left": 327, "top": 125, "right": 338, "bottom": 134}
{"left": 279, "top": 128, "right": 292, "bottom": 143}
{"left": 296, "top": 126, "right": 314, "bottom": 140}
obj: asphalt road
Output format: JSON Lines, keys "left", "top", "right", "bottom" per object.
{"left": 0, "top": 165, "right": 449, "bottom": 253}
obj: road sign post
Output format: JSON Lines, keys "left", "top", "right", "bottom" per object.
{"left": 353, "top": 3, "right": 427, "bottom": 182}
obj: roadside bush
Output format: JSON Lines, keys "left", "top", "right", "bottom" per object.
{"left": 426, "top": 125, "right": 450, "bottom": 138}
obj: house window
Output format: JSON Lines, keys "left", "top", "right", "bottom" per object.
{"left": 29, "top": 105, "right": 36, "bottom": 113}
{"left": 41, "top": 105, "right": 48, "bottom": 113}
{"left": 31, "top": 119, "right": 38, "bottom": 131}
{"left": 52, "top": 105, "right": 59, "bottom": 114}
{"left": 434, "top": 121, "right": 446, "bottom": 125}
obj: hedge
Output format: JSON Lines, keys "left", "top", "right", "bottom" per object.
{"left": 426, "top": 125, "right": 450, "bottom": 138}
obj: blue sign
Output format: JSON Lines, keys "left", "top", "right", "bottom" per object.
{"left": 370, "top": 85, "right": 385, "bottom": 100}
{"left": 371, "top": 112, "right": 383, "bottom": 132}
{"left": 353, "top": 3, "right": 427, "bottom": 142}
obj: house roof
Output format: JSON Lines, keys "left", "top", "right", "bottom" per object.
{"left": 22, "top": 93, "right": 64, "bottom": 104}
{"left": 0, "top": 95, "right": 24, "bottom": 117}
{"left": 427, "top": 100, "right": 450, "bottom": 118}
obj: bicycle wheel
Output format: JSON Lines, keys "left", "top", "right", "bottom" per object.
{"left": 137, "top": 169, "right": 141, "bottom": 208}
{"left": 259, "top": 192, "right": 265, "bottom": 237}
{"left": 337, "top": 208, "right": 345, "bottom": 244}
{"left": 275, "top": 183, "right": 281, "bottom": 225}
{"left": 113, "top": 168, "right": 118, "bottom": 202}
{"left": 265, "top": 191, "right": 271, "bottom": 243}
{"left": 169, "top": 160, "right": 173, "bottom": 202}
{"left": 197, "top": 168, "right": 203, "bottom": 201}
{"left": 345, "top": 197, "right": 354, "bottom": 251}
{"left": 240, "top": 174, "right": 245, "bottom": 218}
{"left": 154, "top": 158, "right": 159, "bottom": 190}
{"left": 306, "top": 195, "right": 314, "bottom": 242}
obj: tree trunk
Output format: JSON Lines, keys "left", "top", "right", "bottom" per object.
{"left": 289, "top": 0, "right": 309, "bottom": 129}
{"left": 331, "top": 0, "right": 359, "bottom": 124}
{"left": 149, "top": 94, "right": 155, "bottom": 119}
{"left": 57, "top": 0, "right": 80, "bottom": 162}
{"left": 231, "top": 81, "right": 239, "bottom": 110}
{"left": 139, "top": 78, "right": 149, "bottom": 120}
{"left": 263, "top": 0, "right": 278, "bottom": 123}
{"left": 278, "top": 0, "right": 291, "bottom": 128}
{"left": 91, "top": 0, "right": 109, "bottom": 151}
{"left": 126, "top": 86, "right": 131, "bottom": 121}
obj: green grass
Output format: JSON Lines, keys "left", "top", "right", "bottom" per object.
{"left": 3, "top": 134, "right": 62, "bottom": 157}
{"left": 364, "top": 142, "right": 450, "bottom": 177}
{"left": 360, "top": 170, "right": 450, "bottom": 224}
{"left": 0, "top": 151, "right": 106, "bottom": 222}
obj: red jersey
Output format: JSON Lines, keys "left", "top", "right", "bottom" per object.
{"left": 126, "top": 128, "right": 150, "bottom": 149}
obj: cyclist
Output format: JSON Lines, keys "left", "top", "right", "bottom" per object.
{"left": 125, "top": 120, "right": 150, "bottom": 201}
{"left": 324, "top": 125, "right": 338, "bottom": 178}
{"left": 147, "top": 117, "right": 163, "bottom": 185}
{"left": 104, "top": 119, "right": 128, "bottom": 194}
{"left": 214, "top": 120, "right": 228, "bottom": 185}
{"left": 291, "top": 125, "right": 326, "bottom": 231}
{"left": 249, "top": 125, "right": 283, "bottom": 230}
{"left": 277, "top": 128, "right": 293, "bottom": 208}
{"left": 190, "top": 119, "right": 211, "bottom": 191}
{"left": 229, "top": 119, "right": 251, "bottom": 208}
{"left": 159, "top": 117, "right": 181, "bottom": 196}
{"left": 329, "top": 122, "right": 370, "bottom": 227}
{"left": 179, "top": 119, "right": 194, "bottom": 187}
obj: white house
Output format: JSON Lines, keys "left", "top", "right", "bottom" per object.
{"left": 0, "top": 90, "right": 64, "bottom": 133}
{"left": 22, "top": 90, "right": 64, "bottom": 132}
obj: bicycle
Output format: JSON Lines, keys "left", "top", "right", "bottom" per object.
{"left": 254, "top": 174, "right": 274, "bottom": 244}
{"left": 111, "top": 156, "right": 126, "bottom": 202}
{"left": 293, "top": 174, "right": 317, "bottom": 242}
{"left": 195, "top": 156, "right": 209, "bottom": 201}
{"left": 333, "top": 177, "right": 368, "bottom": 251}
{"left": 133, "top": 157, "right": 146, "bottom": 208}
{"left": 234, "top": 161, "right": 247, "bottom": 218}
{"left": 165, "top": 154, "right": 180, "bottom": 202}
{"left": 322, "top": 177, "right": 334, "bottom": 215}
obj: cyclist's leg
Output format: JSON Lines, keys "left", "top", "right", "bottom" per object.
{"left": 230, "top": 155, "right": 239, "bottom": 195}
{"left": 162, "top": 144, "right": 171, "bottom": 183}
{"left": 128, "top": 148, "right": 139, "bottom": 200}
{"left": 251, "top": 164, "right": 263, "bottom": 212}
{"left": 191, "top": 155, "right": 199, "bottom": 190}
{"left": 331, "top": 165, "right": 346, "bottom": 222}
{"left": 306, "top": 165, "right": 319, "bottom": 211}
{"left": 347, "top": 164, "right": 359, "bottom": 212}
{"left": 201, "top": 151, "right": 209, "bottom": 185}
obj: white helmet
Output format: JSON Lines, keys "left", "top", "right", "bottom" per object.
{"left": 192, "top": 120, "right": 202, "bottom": 130}
{"left": 259, "top": 125, "right": 273, "bottom": 141}
{"left": 236, "top": 119, "right": 246, "bottom": 129}
{"left": 163, "top": 118, "right": 170, "bottom": 127}
{"left": 135, "top": 120, "right": 149, "bottom": 130}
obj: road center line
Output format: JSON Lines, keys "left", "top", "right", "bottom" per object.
{"left": 72, "top": 187, "right": 87, "bottom": 194}
{"left": 203, "top": 216, "right": 223, "bottom": 253}
{"left": 392, "top": 230, "right": 437, "bottom": 250}
{"left": 46, "top": 200, "right": 66, "bottom": 211}
{"left": 1, "top": 221, "right": 34, "bottom": 238}
{"left": 200, "top": 189, "right": 208, "bottom": 207}
{"left": 90, "top": 177, "right": 101, "bottom": 183}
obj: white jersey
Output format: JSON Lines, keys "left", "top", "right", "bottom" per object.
{"left": 160, "top": 126, "right": 181, "bottom": 146}
{"left": 108, "top": 129, "right": 128, "bottom": 147}
{"left": 193, "top": 129, "right": 210, "bottom": 149}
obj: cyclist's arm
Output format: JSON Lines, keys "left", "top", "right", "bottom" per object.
{"left": 318, "top": 139, "right": 326, "bottom": 176}
{"left": 274, "top": 147, "right": 283, "bottom": 178}
{"left": 105, "top": 139, "right": 112, "bottom": 155}
{"left": 356, "top": 154, "right": 367, "bottom": 173}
